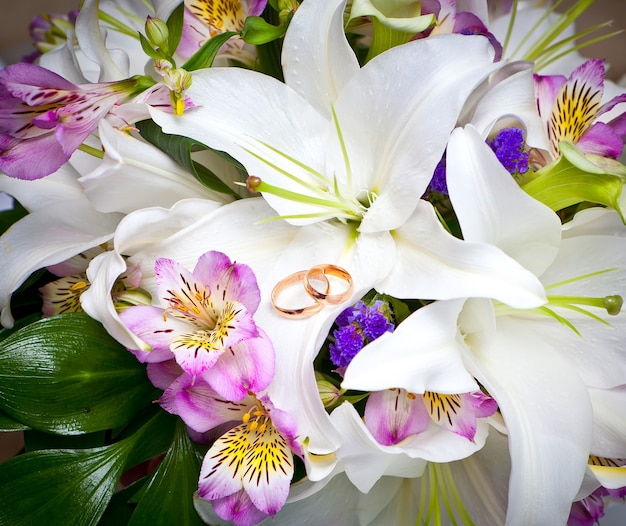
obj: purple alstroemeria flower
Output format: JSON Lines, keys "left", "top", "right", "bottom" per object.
{"left": 364, "top": 387, "right": 498, "bottom": 445}
{"left": 120, "top": 250, "right": 275, "bottom": 400}
{"left": 197, "top": 393, "right": 301, "bottom": 526}
{"left": 534, "top": 59, "right": 626, "bottom": 162}
{"left": 429, "top": 1, "right": 503, "bottom": 60}
{"left": 177, "top": 0, "right": 268, "bottom": 61}
{"left": 0, "top": 62, "right": 154, "bottom": 180}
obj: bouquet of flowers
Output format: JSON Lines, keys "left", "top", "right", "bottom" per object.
{"left": 1, "top": 0, "right": 626, "bottom": 524}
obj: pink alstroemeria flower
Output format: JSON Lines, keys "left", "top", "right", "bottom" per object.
{"left": 534, "top": 59, "right": 626, "bottom": 163}
{"left": 364, "top": 387, "right": 498, "bottom": 446}
{"left": 120, "top": 250, "right": 275, "bottom": 398}
{"left": 197, "top": 393, "right": 301, "bottom": 526}
{"left": 0, "top": 62, "right": 154, "bottom": 180}
{"left": 177, "top": 0, "right": 268, "bottom": 62}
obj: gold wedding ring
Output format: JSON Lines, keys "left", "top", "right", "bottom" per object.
{"left": 304, "top": 264, "right": 353, "bottom": 305}
{"left": 271, "top": 270, "right": 330, "bottom": 318}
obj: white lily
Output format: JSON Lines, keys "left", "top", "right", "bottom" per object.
{"left": 342, "top": 125, "right": 626, "bottom": 524}
{"left": 151, "top": 0, "right": 545, "bottom": 309}
{"left": 78, "top": 120, "right": 236, "bottom": 214}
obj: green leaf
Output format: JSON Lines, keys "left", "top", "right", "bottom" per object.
{"left": 0, "top": 407, "right": 29, "bottom": 431}
{"left": 182, "top": 31, "right": 238, "bottom": 71}
{"left": 241, "top": 16, "right": 287, "bottom": 45}
{"left": 139, "top": 32, "right": 163, "bottom": 60}
{"left": 0, "top": 446, "right": 126, "bottom": 526}
{"left": 0, "top": 313, "right": 41, "bottom": 342}
{"left": 135, "top": 119, "right": 241, "bottom": 196}
{"left": 99, "top": 479, "right": 147, "bottom": 525}
{"left": 0, "top": 313, "right": 158, "bottom": 434}
{"left": 128, "top": 420, "right": 204, "bottom": 526}
{"left": 24, "top": 429, "right": 106, "bottom": 452}
{"left": 522, "top": 141, "right": 626, "bottom": 221}
{"left": 165, "top": 3, "right": 185, "bottom": 57}
{"left": 0, "top": 410, "right": 175, "bottom": 526}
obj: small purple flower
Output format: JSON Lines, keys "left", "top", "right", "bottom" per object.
{"left": 329, "top": 299, "right": 394, "bottom": 369}
{"left": 425, "top": 154, "right": 448, "bottom": 196}
{"left": 329, "top": 325, "right": 365, "bottom": 368}
{"left": 486, "top": 128, "right": 530, "bottom": 175}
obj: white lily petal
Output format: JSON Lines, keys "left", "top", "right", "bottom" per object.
{"left": 588, "top": 386, "right": 626, "bottom": 459}
{"left": 330, "top": 403, "right": 426, "bottom": 493}
{"left": 125, "top": 198, "right": 297, "bottom": 295}
{"left": 0, "top": 200, "right": 121, "bottom": 327}
{"left": 0, "top": 165, "right": 84, "bottom": 211}
{"left": 539, "top": 234, "right": 626, "bottom": 298}
{"left": 448, "top": 429, "right": 510, "bottom": 525}
{"left": 82, "top": 249, "right": 147, "bottom": 351}
{"left": 336, "top": 35, "right": 501, "bottom": 233}
{"left": 563, "top": 208, "right": 626, "bottom": 238}
{"left": 78, "top": 120, "right": 231, "bottom": 214}
{"left": 460, "top": 61, "right": 550, "bottom": 151}
{"left": 37, "top": 39, "right": 90, "bottom": 84}
{"left": 342, "top": 299, "right": 478, "bottom": 394}
{"left": 194, "top": 473, "right": 408, "bottom": 526}
{"left": 378, "top": 200, "right": 547, "bottom": 308}
{"left": 447, "top": 125, "right": 561, "bottom": 276}
{"left": 75, "top": 0, "right": 129, "bottom": 81}
{"left": 465, "top": 316, "right": 593, "bottom": 526}
{"left": 589, "top": 465, "right": 626, "bottom": 491}
{"left": 282, "top": 0, "right": 359, "bottom": 116}
{"left": 149, "top": 70, "right": 331, "bottom": 223}
{"left": 514, "top": 317, "right": 626, "bottom": 391}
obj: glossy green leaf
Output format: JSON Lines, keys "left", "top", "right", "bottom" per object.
{"left": 0, "top": 411, "right": 175, "bottom": 526}
{"left": 24, "top": 429, "right": 106, "bottom": 452}
{"left": 0, "top": 444, "right": 127, "bottom": 526}
{"left": 128, "top": 420, "right": 204, "bottom": 526}
{"left": 522, "top": 141, "right": 626, "bottom": 221}
{"left": 165, "top": 3, "right": 185, "bottom": 58}
{"left": 136, "top": 119, "right": 241, "bottom": 196}
{"left": 99, "top": 479, "right": 147, "bottom": 525}
{"left": 0, "top": 313, "right": 158, "bottom": 434}
{"left": 0, "top": 408, "right": 29, "bottom": 431}
{"left": 182, "top": 31, "right": 238, "bottom": 71}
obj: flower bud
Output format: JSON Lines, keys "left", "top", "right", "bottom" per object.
{"left": 316, "top": 376, "right": 343, "bottom": 409}
{"left": 145, "top": 16, "right": 169, "bottom": 48}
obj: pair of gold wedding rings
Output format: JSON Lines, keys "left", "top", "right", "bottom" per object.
{"left": 271, "top": 264, "right": 354, "bottom": 318}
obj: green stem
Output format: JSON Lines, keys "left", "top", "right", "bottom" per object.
{"left": 78, "top": 143, "right": 104, "bottom": 159}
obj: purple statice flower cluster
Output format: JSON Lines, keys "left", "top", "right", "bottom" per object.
{"left": 426, "top": 155, "right": 449, "bottom": 196}
{"left": 486, "top": 127, "right": 530, "bottom": 175}
{"left": 329, "top": 300, "right": 395, "bottom": 369}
